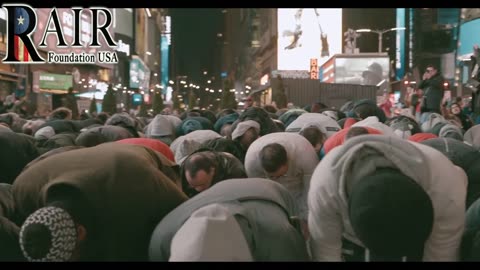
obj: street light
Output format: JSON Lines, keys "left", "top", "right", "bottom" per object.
{"left": 356, "top": 27, "right": 406, "bottom": 53}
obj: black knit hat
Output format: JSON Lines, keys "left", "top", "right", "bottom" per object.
{"left": 348, "top": 168, "right": 434, "bottom": 260}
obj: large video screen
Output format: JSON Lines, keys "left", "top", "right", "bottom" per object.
{"left": 277, "top": 8, "right": 342, "bottom": 71}
{"left": 334, "top": 57, "right": 390, "bottom": 86}
{"left": 458, "top": 18, "right": 480, "bottom": 59}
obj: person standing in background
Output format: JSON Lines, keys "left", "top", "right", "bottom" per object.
{"left": 419, "top": 64, "right": 444, "bottom": 123}
{"left": 62, "top": 87, "right": 79, "bottom": 120}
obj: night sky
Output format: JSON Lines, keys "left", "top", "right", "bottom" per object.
{"left": 171, "top": 9, "right": 223, "bottom": 84}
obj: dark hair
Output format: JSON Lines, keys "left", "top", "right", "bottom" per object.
{"left": 354, "top": 104, "right": 378, "bottom": 120}
{"left": 96, "top": 112, "right": 109, "bottom": 124}
{"left": 183, "top": 151, "right": 218, "bottom": 179}
{"left": 260, "top": 143, "right": 288, "bottom": 173}
{"left": 300, "top": 126, "right": 326, "bottom": 147}
{"left": 426, "top": 64, "right": 438, "bottom": 71}
{"left": 451, "top": 102, "right": 461, "bottom": 108}
{"left": 346, "top": 127, "right": 370, "bottom": 140}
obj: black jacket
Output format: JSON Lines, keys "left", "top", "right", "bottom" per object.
{"left": 0, "top": 131, "right": 39, "bottom": 184}
{"left": 419, "top": 73, "right": 444, "bottom": 113}
{"left": 462, "top": 197, "right": 480, "bottom": 261}
{"left": 421, "top": 138, "right": 480, "bottom": 208}
{"left": 0, "top": 184, "right": 24, "bottom": 261}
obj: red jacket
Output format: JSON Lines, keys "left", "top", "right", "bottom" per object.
{"left": 117, "top": 138, "right": 175, "bottom": 162}
{"left": 323, "top": 127, "right": 383, "bottom": 154}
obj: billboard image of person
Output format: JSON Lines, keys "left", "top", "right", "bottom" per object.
{"left": 278, "top": 8, "right": 342, "bottom": 70}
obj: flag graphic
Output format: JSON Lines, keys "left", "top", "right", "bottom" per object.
{"left": 13, "top": 7, "right": 31, "bottom": 62}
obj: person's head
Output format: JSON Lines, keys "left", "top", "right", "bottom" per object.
{"left": 96, "top": 112, "right": 109, "bottom": 124}
{"left": 239, "top": 127, "right": 259, "bottom": 149}
{"left": 299, "top": 126, "right": 326, "bottom": 154}
{"left": 231, "top": 120, "right": 260, "bottom": 150}
{"left": 19, "top": 192, "right": 92, "bottom": 262}
{"left": 455, "top": 97, "right": 464, "bottom": 108}
{"left": 169, "top": 203, "right": 253, "bottom": 261}
{"left": 244, "top": 96, "right": 254, "bottom": 109}
{"left": 425, "top": 64, "right": 438, "bottom": 77}
{"left": 220, "top": 123, "right": 233, "bottom": 138}
{"left": 214, "top": 113, "right": 239, "bottom": 136}
{"left": 48, "top": 107, "right": 72, "bottom": 121}
{"left": 181, "top": 119, "right": 203, "bottom": 135}
{"left": 451, "top": 103, "right": 462, "bottom": 115}
{"left": 259, "top": 143, "right": 288, "bottom": 180}
{"left": 311, "top": 102, "right": 328, "bottom": 113}
{"left": 183, "top": 151, "right": 218, "bottom": 193}
{"left": 362, "top": 62, "right": 383, "bottom": 85}
{"left": 385, "top": 116, "right": 421, "bottom": 139}
{"left": 353, "top": 101, "right": 379, "bottom": 121}
{"left": 415, "top": 88, "right": 423, "bottom": 96}
{"left": 68, "top": 87, "right": 74, "bottom": 94}
{"left": 349, "top": 168, "right": 434, "bottom": 260}
{"left": 345, "top": 126, "right": 370, "bottom": 141}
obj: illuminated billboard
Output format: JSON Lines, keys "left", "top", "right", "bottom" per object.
{"left": 277, "top": 8, "right": 342, "bottom": 71}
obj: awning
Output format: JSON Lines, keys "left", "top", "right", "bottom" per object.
{"left": 0, "top": 70, "right": 26, "bottom": 82}
{"left": 39, "top": 89, "right": 69, "bottom": 94}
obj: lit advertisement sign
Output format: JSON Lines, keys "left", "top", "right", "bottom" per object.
{"left": 334, "top": 57, "right": 389, "bottom": 87}
{"left": 161, "top": 35, "right": 169, "bottom": 95}
{"left": 277, "top": 8, "right": 342, "bottom": 70}
{"left": 458, "top": 19, "right": 480, "bottom": 59}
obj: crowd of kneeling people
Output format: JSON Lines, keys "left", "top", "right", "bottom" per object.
{"left": 1, "top": 98, "right": 480, "bottom": 262}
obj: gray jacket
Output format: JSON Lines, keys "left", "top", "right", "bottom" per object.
{"left": 148, "top": 178, "right": 310, "bottom": 261}
{"left": 308, "top": 135, "right": 467, "bottom": 261}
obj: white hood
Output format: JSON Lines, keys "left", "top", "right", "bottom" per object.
{"left": 170, "top": 130, "right": 221, "bottom": 164}
{"left": 169, "top": 203, "right": 253, "bottom": 261}
{"left": 308, "top": 134, "right": 466, "bottom": 261}
{"left": 351, "top": 116, "right": 395, "bottom": 136}
{"left": 286, "top": 113, "right": 341, "bottom": 138}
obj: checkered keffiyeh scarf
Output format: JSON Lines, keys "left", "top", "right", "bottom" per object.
{"left": 19, "top": 206, "right": 77, "bottom": 262}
